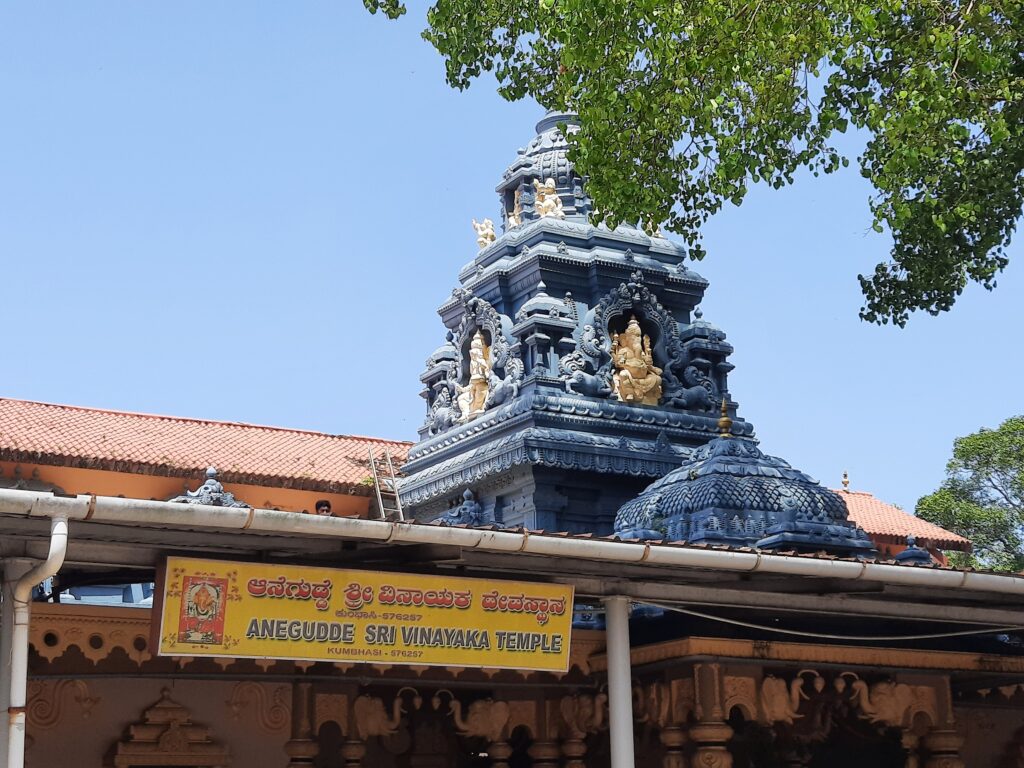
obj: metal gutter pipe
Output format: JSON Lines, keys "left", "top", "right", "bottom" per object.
{"left": 5, "top": 513, "right": 68, "bottom": 768}
{"left": 0, "top": 488, "right": 1021, "bottom": 597}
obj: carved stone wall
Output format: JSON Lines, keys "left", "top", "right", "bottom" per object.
{"left": 112, "top": 689, "right": 230, "bottom": 767}
{"left": 22, "top": 679, "right": 289, "bottom": 768}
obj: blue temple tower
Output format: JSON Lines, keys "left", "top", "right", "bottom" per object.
{"left": 400, "top": 112, "right": 873, "bottom": 555}
{"left": 400, "top": 113, "right": 748, "bottom": 533}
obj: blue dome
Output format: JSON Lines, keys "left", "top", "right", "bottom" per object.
{"left": 614, "top": 436, "right": 876, "bottom": 556}
{"left": 504, "top": 112, "right": 580, "bottom": 192}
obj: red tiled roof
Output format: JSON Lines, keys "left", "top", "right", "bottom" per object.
{"left": 0, "top": 398, "right": 410, "bottom": 494}
{"left": 837, "top": 489, "right": 971, "bottom": 552}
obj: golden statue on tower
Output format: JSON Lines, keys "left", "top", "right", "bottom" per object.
{"left": 611, "top": 316, "right": 662, "bottom": 406}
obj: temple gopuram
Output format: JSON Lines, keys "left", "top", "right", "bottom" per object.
{"left": 2, "top": 114, "right": 1024, "bottom": 768}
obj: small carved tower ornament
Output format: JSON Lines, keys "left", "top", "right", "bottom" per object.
{"left": 168, "top": 467, "right": 249, "bottom": 508}
{"left": 112, "top": 689, "right": 230, "bottom": 767}
{"left": 611, "top": 316, "right": 663, "bottom": 406}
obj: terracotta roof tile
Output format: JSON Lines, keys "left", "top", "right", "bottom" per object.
{"left": 837, "top": 489, "right": 971, "bottom": 552}
{"left": 0, "top": 398, "right": 410, "bottom": 493}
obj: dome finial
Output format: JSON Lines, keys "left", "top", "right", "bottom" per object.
{"left": 842, "top": 470, "right": 850, "bottom": 491}
{"left": 718, "top": 398, "right": 732, "bottom": 437}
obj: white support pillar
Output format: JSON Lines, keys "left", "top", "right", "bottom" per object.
{"left": 603, "top": 596, "right": 635, "bottom": 768}
{"left": 1, "top": 561, "right": 32, "bottom": 768}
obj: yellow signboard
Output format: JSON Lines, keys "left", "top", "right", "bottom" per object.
{"left": 154, "top": 557, "right": 574, "bottom": 672}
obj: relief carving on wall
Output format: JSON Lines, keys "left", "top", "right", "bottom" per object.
{"left": 635, "top": 678, "right": 695, "bottom": 728}
{"left": 449, "top": 698, "right": 511, "bottom": 742}
{"left": 352, "top": 694, "right": 403, "bottom": 739}
{"left": 315, "top": 692, "right": 349, "bottom": 734}
{"left": 723, "top": 676, "right": 758, "bottom": 723}
{"left": 505, "top": 698, "right": 537, "bottom": 737}
{"left": 30, "top": 606, "right": 152, "bottom": 664}
{"left": 111, "top": 689, "right": 229, "bottom": 768}
{"left": 759, "top": 673, "right": 811, "bottom": 725}
{"left": 26, "top": 679, "right": 101, "bottom": 729}
{"left": 757, "top": 670, "right": 939, "bottom": 732}
{"left": 559, "top": 693, "right": 607, "bottom": 739}
{"left": 225, "top": 682, "right": 290, "bottom": 732}
{"left": 850, "top": 679, "right": 937, "bottom": 728}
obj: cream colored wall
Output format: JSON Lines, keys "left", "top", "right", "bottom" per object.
{"left": 25, "top": 678, "right": 290, "bottom": 768}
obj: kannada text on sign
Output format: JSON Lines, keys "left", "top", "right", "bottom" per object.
{"left": 155, "top": 557, "right": 574, "bottom": 672}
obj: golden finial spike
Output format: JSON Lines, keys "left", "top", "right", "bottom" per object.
{"left": 718, "top": 398, "right": 732, "bottom": 437}
{"left": 842, "top": 471, "right": 850, "bottom": 491}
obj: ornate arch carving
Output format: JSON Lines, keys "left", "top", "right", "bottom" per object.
{"left": 445, "top": 290, "right": 523, "bottom": 421}
{"left": 562, "top": 272, "right": 714, "bottom": 407}
{"left": 724, "top": 676, "right": 758, "bottom": 722}
{"left": 111, "top": 689, "right": 229, "bottom": 767}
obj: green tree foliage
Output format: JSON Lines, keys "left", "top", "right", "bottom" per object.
{"left": 364, "top": 0, "right": 1024, "bottom": 325}
{"left": 917, "top": 416, "right": 1024, "bottom": 570}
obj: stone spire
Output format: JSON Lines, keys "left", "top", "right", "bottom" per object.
{"left": 402, "top": 114, "right": 750, "bottom": 535}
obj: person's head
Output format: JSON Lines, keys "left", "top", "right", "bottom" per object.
{"left": 315, "top": 499, "right": 332, "bottom": 516}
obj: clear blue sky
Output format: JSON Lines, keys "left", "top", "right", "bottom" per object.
{"left": 2, "top": 2, "right": 1021, "bottom": 512}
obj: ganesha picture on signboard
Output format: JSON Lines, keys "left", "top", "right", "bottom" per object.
{"left": 177, "top": 575, "right": 228, "bottom": 645}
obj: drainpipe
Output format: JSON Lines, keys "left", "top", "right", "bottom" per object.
{"left": 5, "top": 514, "right": 68, "bottom": 768}
{"left": 1, "top": 561, "right": 31, "bottom": 767}
{"left": 603, "top": 596, "right": 634, "bottom": 768}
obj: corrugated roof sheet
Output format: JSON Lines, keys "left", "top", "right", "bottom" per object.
{"left": 0, "top": 397, "right": 410, "bottom": 493}
{"left": 838, "top": 489, "right": 971, "bottom": 552}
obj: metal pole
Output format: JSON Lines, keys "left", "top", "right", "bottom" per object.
{"left": 6, "top": 515, "right": 68, "bottom": 768}
{"left": 603, "top": 596, "right": 634, "bottom": 768}
{"left": 383, "top": 448, "right": 404, "bottom": 522}
{"left": 367, "top": 447, "right": 386, "bottom": 520}
{"left": 1, "top": 561, "right": 31, "bottom": 768}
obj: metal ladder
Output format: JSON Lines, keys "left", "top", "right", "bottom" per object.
{"left": 367, "top": 446, "right": 404, "bottom": 521}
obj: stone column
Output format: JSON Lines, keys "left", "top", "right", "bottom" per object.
{"left": 560, "top": 733, "right": 586, "bottom": 768}
{"left": 489, "top": 739, "right": 513, "bottom": 768}
{"left": 284, "top": 682, "right": 318, "bottom": 768}
{"left": 690, "top": 722, "right": 733, "bottom": 768}
{"left": 923, "top": 729, "right": 964, "bottom": 768}
{"left": 527, "top": 739, "right": 561, "bottom": 768}
{"left": 340, "top": 739, "right": 366, "bottom": 768}
{"left": 902, "top": 731, "right": 921, "bottom": 768}
{"left": 659, "top": 724, "right": 687, "bottom": 768}
{"left": 691, "top": 664, "right": 733, "bottom": 768}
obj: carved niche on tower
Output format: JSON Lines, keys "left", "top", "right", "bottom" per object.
{"left": 423, "top": 291, "right": 525, "bottom": 434}
{"left": 558, "top": 271, "right": 718, "bottom": 411}
{"left": 611, "top": 316, "right": 663, "bottom": 405}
